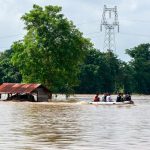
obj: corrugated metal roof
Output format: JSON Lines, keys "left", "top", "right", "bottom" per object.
{"left": 0, "top": 83, "right": 41, "bottom": 94}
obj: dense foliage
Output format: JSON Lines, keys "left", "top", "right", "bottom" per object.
{"left": 75, "top": 49, "right": 131, "bottom": 94}
{"left": 0, "top": 49, "right": 21, "bottom": 83}
{"left": 0, "top": 4, "right": 149, "bottom": 94}
{"left": 75, "top": 44, "right": 150, "bottom": 94}
{"left": 126, "top": 44, "right": 150, "bottom": 94}
{"left": 11, "top": 4, "right": 92, "bottom": 92}
{"left": 75, "top": 49, "right": 120, "bottom": 93}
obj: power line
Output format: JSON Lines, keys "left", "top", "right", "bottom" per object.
{"left": 120, "top": 19, "right": 150, "bottom": 24}
{"left": 0, "top": 34, "right": 23, "bottom": 39}
{"left": 84, "top": 29, "right": 150, "bottom": 37}
{"left": 120, "top": 32, "right": 150, "bottom": 37}
{"left": 0, "top": 30, "right": 150, "bottom": 42}
{"left": 76, "top": 18, "right": 150, "bottom": 26}
{"left": 1, "top": 18, "right": 150, "bottom": 40}
{"left": 84, "top": 31, "right": 101, "bottom": 35}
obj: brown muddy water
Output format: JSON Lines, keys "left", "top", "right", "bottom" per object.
{"left": 0, "top": 95, "right": 150, "bottom": 150}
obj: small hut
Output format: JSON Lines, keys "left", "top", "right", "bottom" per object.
{"left": 0, "top": 83, "right": 51, "bottom": 102}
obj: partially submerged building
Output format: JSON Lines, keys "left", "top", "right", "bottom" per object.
{"left": 0, "top": 83, "right": 51, "bottom": 102}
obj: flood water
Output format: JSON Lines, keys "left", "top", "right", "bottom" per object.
{"left": 0, "top": 95, "right": 150, "bottom": 150}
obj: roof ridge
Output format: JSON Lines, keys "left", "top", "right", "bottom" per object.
{"left": 0, "top": 83, "right": 43, "bottom": 94}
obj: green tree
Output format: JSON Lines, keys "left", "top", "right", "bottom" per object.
{"left": 103, "top": 51, "right": 120, "bottom": 93}
{"left": 0, "top": 49, "right": 22, "bottom": 83}
{"left": 11, "top": 4, "right": 92, "bottom": 93}
{"left": 116, "top": 62, "right": 134, "bottom": 93}
{"left": 75, "top": 49, "right": 121, "bottom": 93}
{"left": 75, "top": 49, "right": 103, "bottom": 93}
{"left": 126, "top": 43, "right": 150, "bottom": 94}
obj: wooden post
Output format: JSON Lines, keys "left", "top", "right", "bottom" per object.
{"left": 37, "top": 91, "right": 38, "bottom": 102}
{"left": 7, "top": 93, "right": 10, "bottom": 100}
{"left": 48, "top": 93, "right": 52, "bottom": 99}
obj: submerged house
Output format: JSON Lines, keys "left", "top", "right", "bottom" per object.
{"left": 0, "top": 83, "right": 51, "bottom": 102}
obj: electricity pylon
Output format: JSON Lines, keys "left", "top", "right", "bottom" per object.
{"left": 101, "top": 5, "right": 119, "bottom": 52}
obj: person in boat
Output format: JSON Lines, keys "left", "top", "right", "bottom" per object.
{"left": 116, "top": 93, "right": 124, "bottom": 102}
{"left": 124, "top": 92, "right": 134, "bottom": 104}
{"left": 101, "top": 93, "right": 107, "bottom": 102}
{"left": 106, "top": 93, "right": 113, "bottom": 102}
{"left": 94, "top": 93, "right": 100, "bottom": 102}
{"left": 124, "top": 92, "right": 131, "bottom": 101}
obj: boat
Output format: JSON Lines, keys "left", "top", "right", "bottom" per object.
{"left": 89, "top": 101, "right": 134, "bottom": 105}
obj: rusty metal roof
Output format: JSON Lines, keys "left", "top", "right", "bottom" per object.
{"left": 0, "top": 83, "right": 42, "bottom": 94}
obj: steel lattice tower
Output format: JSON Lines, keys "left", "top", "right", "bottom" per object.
{"left": 101, "top": 5, "right": 119, "bottom": 52}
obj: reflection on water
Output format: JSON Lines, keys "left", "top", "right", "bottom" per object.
{"left": 0, "top": 96, "right": 150, "bottom": 150}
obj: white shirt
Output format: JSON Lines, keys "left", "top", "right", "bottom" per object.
{"left": 106, "top": 95, "right": 112, "bottom": 102}
{"left": 101, "top": 95, "right": 105, "bottom": 101}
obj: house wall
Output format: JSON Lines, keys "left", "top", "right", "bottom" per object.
{"left": 37, "top": 87, "right": 49, "bottom": 102}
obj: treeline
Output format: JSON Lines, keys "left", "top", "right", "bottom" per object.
{"left": 0, "top": 4, "right": 150, "bottom": 94}
{"left": 0, "top": 49, "right": 22, "bottom": 83}
{"left": 75, "top": 45, "right": 150, "bottom": 94}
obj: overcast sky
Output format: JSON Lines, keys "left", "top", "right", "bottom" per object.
{"left": 0, "top": 0, "right": 150, "bottom": 61}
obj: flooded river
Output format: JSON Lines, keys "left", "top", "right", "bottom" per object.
{"left": 0, "top": 95, "right": 150, "bottom": 150}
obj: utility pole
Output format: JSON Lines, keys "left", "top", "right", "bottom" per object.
{"left": 101, "top": 5, "right": 119, "bottom": 52}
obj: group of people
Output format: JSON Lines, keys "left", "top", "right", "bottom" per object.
{"left": 93, "top": 92, "right": 133, "bottom": 103}
{"left": 93, "top": 93, "right": 112, "bottom": 102}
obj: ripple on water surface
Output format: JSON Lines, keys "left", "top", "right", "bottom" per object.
{"left": 0, "top": 98, "right": 150, "bottom": 150}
